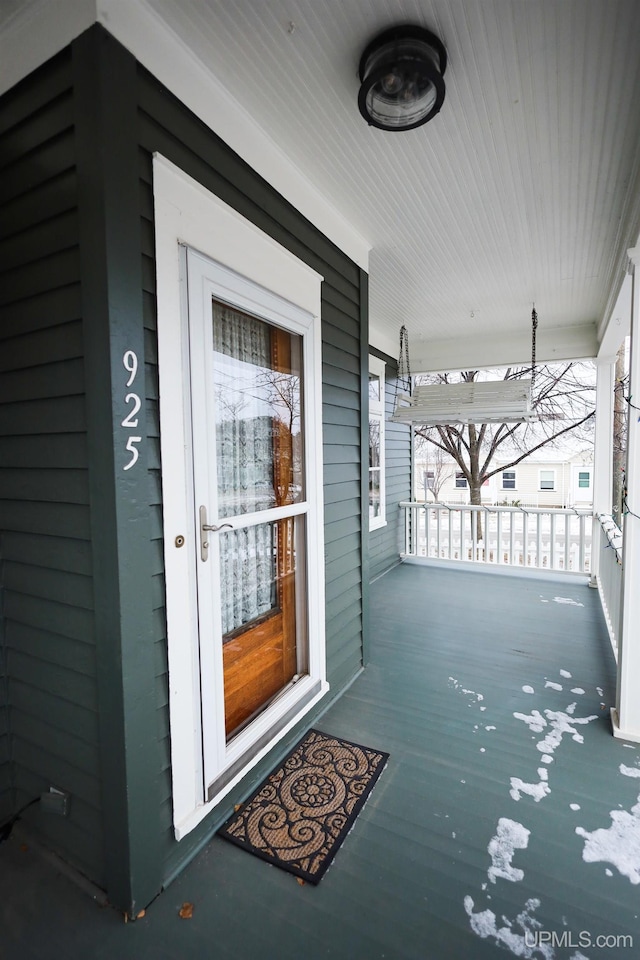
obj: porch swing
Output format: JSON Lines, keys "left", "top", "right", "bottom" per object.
{"left": 390, "top": 308, "right": 538, "bottom": 425}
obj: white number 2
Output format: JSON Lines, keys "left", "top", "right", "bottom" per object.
{"left": 123, "top": 436, "right": 142, "bottom": 471}
{"left": 121, "top": 393, "right": 141, "bottom": 428}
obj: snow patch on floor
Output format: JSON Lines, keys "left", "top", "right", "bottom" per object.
{"left": 448, "top": 677, "right": 484, "bottom": 704}
{"left": 620, "top": 764, "right": 640, "bottom": 778}
{"left": 510, "top": 776, "right": 551, "bottom": 803}
{"left": 570, "top": 803, "right": 581, "bottom": 811}
{"left": 545, "top": 681, "right": 563, "bottom": 691}
{"left": 576, "top": 797, "right": 640, "bottom": 885}
{"left": 522, "top": 685, "right": 535, "bottom": 695}
{"left": 464, "top": 896, "right": 554, "bottom": 958}
{"left": 487, "top": 818, "right": 531, "bottom": 883}
{"left": 514, "top": 709, "right": 547, "bottom": 733}
{"left": 534, "top": 709, "right": 597, "bottom": 755}
{"left": 553, "top": 597, "right": 584, "bottom": 606}
{"left": 560, "top": 670, "right": 572, "bottom": 678}
{"left": 570, "top": 688, "right": 585, "bottom": 695}
{"left": 575, "top": 762, "right": 640, "bottom": 885}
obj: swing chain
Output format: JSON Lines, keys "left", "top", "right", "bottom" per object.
{"left": 397, "top": 324, "right": 411, "bottom": 393}
{"left": 531, "top": 305, "right": 538, "bottom": 392}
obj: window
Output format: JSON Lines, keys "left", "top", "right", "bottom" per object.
{"left": 455, "top": 471, "right": 468, "bottom": 489}
{"left": 578, "top": 470, "right": 591, "bottom": 489}
{"left": 502, "top": 470, "right": 516, "bottom": 490}
{"left": 539, "top": 469, "right": 555, "bottom": 491}
{"left": 369, "top": 355, "right": 386, "bottom": 530}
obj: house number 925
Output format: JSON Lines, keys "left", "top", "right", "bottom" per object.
{"left": 122, "top": 350, "right": 142, "bottom": 471}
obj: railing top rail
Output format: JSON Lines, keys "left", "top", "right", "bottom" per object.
{"left": 400, "top": 501, "right": 592, "bottom": 518}
{"left": 597, "top": 513, "right": 623, "bottom": 558}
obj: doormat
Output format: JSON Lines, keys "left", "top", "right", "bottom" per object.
{"left": 218, "top": 729, "right": 389, "bottom": 884}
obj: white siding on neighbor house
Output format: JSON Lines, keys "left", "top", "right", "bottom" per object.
{"left": 417, "top": 458, "right": 593, "bottom": 508}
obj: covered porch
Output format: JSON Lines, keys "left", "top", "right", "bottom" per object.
{"left": 2, "top": 562, "right": 637, "bottom": 959}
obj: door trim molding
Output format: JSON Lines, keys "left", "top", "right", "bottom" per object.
{"left": 153, "top": 155, "right": 327, "bottom": 840}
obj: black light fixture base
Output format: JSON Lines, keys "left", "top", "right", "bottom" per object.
{"left": 358, "top": 24, "right": 447, "bottom": 132}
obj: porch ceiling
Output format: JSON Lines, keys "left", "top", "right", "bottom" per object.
{"left": 135, "top": 0, "right": 640, "bottom": 367}
{"left": 3, "top": 0, "right": 640, "bottom": 368}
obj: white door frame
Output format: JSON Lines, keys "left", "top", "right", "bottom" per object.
{"left": 153, "top": 156, "right": 327, "bottom": 839}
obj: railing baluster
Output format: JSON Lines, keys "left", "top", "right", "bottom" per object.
{"left": 471, "top": 507, "right": 477, "bottom": 561}
{"left": 509, "top": 512, "right": 515, "bottom": 566}
{"left": 399, "top": 502, "right": 594, "bottom": 576}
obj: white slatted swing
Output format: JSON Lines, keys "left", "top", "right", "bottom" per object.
{"left": 391, "top": 310, "right": 538, "bottom": 425}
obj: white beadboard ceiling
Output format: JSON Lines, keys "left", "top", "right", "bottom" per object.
{"left": 4, "top": 0, "right": 640, "bottom": 369}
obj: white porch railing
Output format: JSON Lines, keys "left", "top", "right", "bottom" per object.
{"left": 593, "top": 514, "right": 623, "bottom": 658}
{"left": 400, "top": 502, "right": 593, "bottom": 574}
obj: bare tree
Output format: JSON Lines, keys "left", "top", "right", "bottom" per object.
{"left": 414, "top": 363, "right": 596, "bottom": 538}
{"left": 415, "top": 441, "right": 452, "bottom": 501}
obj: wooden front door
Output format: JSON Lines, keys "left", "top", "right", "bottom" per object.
{"left": 187, "top": 257, "right": 308, "bottom": 762}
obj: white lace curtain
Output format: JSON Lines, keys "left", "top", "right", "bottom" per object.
{"left": 213, "top": 302, "right": 277, "bottom": 636}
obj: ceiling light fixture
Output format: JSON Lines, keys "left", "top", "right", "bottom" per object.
{"left": 358, "top": 24, "right": 447, "bottom": 132}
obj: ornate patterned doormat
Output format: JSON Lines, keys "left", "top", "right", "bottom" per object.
{"left": 218, "top": 729, "right": 389, "bottom": 884}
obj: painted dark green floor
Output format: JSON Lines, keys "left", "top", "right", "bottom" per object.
{"left": 2, "top": 563, "right": 639, "bottom": 959}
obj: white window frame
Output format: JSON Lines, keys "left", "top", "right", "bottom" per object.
{"left": 368, "top": 355, "right": 386, "bottom": 531}
{"left": 539, "top": 468, "right": 556, "bottom": 491}
{"left": 502, "top": 469, "right": 517, "bottom": 490}
{"left": 153, "top": 156, "right": 327, "bottom": 840}
{"left": 577, "top": 469, "right": 592, "bottom": 489}
{"left": 455, "top": 471, "right": 468, "bottom": 489}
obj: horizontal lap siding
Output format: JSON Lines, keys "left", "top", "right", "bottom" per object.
{"left": 0, "top": 50, "right": 103, "bottom": 880}
{"left": 135, "top": 66, "right": 364, "bottom": 877}
{"left": 0, "top": 645, "right": 9, "bottom": 823}
{"left": 138, "top": 151, "right": 173, "bottom": 829}
{"left": 369, "top": 359, "right": 412, "bottom": 581}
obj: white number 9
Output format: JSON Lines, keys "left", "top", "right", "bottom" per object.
{"left": 123, "top": 350, "right": 138, "bottom": 387}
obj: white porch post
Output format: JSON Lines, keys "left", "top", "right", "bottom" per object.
{"left": 612, "top": 245, "right": 640, "bottom": 742}
{"left": 589, "top": 357, "right": 615, "bottom": 587}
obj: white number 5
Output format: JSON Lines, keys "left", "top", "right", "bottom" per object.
{"left": 123, "top": 436, "right": 142, "bottom": 471}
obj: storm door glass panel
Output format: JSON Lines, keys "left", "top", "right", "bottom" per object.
{"left": 212, "top": 301, "right": 305, "bottom": 739}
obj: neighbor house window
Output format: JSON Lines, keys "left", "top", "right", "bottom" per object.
{"left": 369, "top": 356, "right": 386, "bottom": 530}
{"left": 578, "top": 470, "right": 591, "bottom": 489}
{"left": 455, "top": 471, "right": 467, "bottom": 489}
{"left": 502, "top": 470, "right": 516, "bottom": 490}
{"left": 540, "top": 469, "right": 555, "bottom": 491}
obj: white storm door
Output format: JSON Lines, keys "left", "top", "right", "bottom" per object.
{"left": 186, "top": 248, "right": 323, "bottom": 800}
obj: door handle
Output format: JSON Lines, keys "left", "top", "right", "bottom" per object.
{"left": 199, "top": 506, "right": 233, "bottom": 562}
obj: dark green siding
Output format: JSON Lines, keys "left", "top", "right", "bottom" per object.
{"left": 0, "top": 639, "right": 10, "bottom": 825}
{"left": 135, "top": 60, "right": 367, "bottom": 882}
{"left": 0, "top": 49, "right": 103, "bottom": 878}
{"left": 0, "top": 23, "right": 368, "bottom": 908}
{"left": 369, "top": 352, "right": 412, "bottom": 581}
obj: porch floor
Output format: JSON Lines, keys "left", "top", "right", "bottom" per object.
{"left": 2, "top": 563, "right": 639, "bottom": 959}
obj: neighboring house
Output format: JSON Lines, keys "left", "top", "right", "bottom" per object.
{"left": 417, "top": 453, "right": 594, "bottom": 508}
